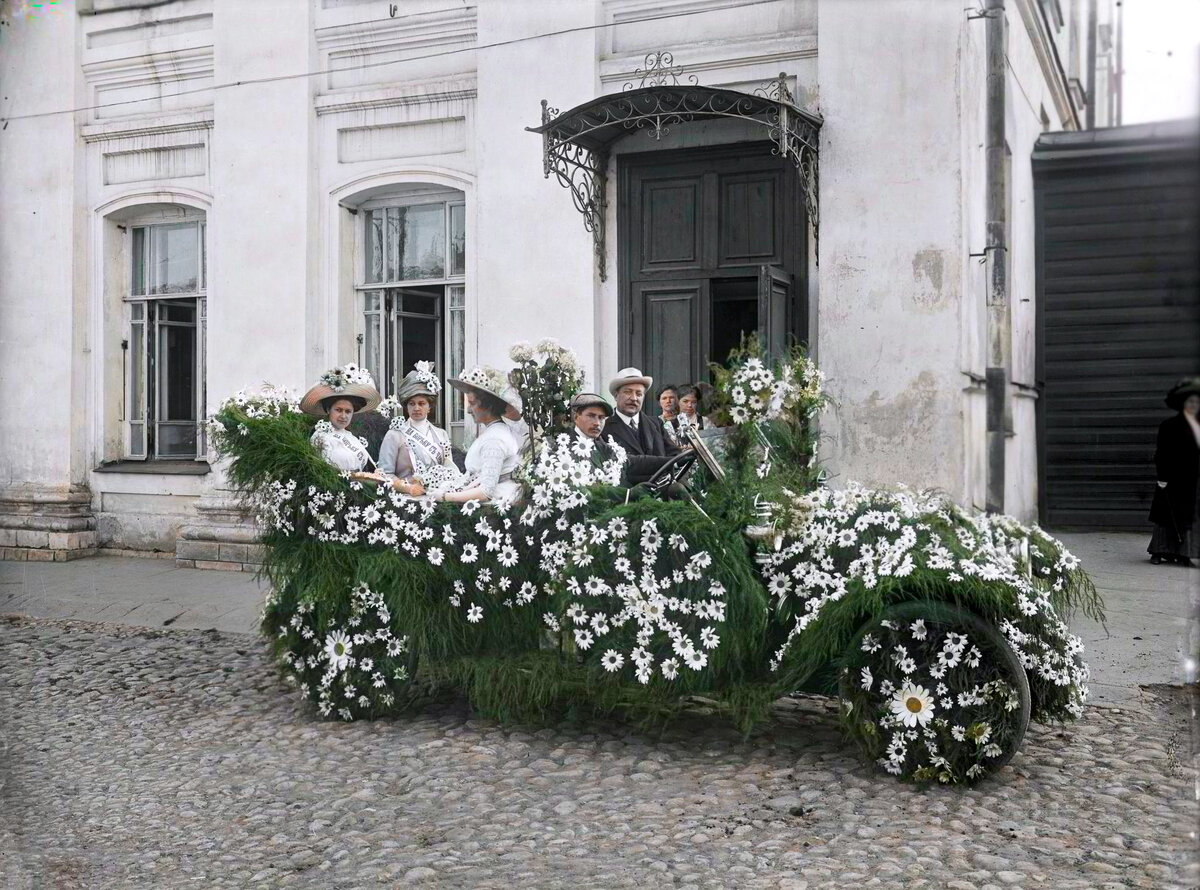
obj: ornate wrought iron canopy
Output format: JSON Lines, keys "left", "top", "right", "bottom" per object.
{"left": 526, "top": 52, "right": 823, "bottom": 280}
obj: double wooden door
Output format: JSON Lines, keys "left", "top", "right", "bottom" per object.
{"left": 618, "top": 143, "right": 805, "bottom": 391}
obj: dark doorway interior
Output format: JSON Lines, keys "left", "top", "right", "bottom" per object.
{"left": 710, "top": 278, "right": 757, "bottom": 367}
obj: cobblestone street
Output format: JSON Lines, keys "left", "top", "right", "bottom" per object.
{"left": 1, "top": 615, "right": 1196, "bottom": 889}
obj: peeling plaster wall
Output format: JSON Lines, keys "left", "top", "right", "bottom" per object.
{"left": 815, "top": 1, "right": 970, "bottom": 499}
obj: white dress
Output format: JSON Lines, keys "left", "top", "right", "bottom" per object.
{"left": 379, "top": 419, "right": 464, "bottom": 491}
{"left": 311, "top": 428, "right": 372, "bottom": 473}
{"left": 462, "top": 420, "right": 521, "bottom": 502}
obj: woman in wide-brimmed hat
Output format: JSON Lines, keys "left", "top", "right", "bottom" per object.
{"left": 378, "top": 361, "right": 464, "bottom": 493}
{"left": 432, "top": 367, "right": 524, "bottom": 504}
{"left": 1148, "top": 376, "right": 1200, "bottom": 566}
{"left": 301, "top": 364, "right": 423, "bottom": 495}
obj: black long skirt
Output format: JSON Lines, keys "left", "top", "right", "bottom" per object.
{"left": 1148, "top": 457, "right": 1200, "bottom": 560}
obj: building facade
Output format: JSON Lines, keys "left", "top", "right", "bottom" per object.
{"left": 0, "top": 0, "right": 1116, "bottom": 565}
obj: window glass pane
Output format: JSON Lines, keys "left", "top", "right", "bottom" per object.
{"left": 158, "top": 423, "right": 197, "bottom": 458}
{"left": 366, "top": 210, "right": 384, "bottom": 284}
{"left": 160, "top": 301, "right": 196, "bottom": 324}
{"left": 131, "top": 228, "right": 147, "bottom": 296}
{"left": 150, "top": 223, "right": 200, "bottom": 295}
{"left": 397, "top": 204, "right": 445, "bottom": 280}
{"left": 449, "top": 204, "right": 465, "bottom": 277}
{"left": 386, "top": 208, "right": 400, "bottom": 282}
{"left": 159, "top": 310, "right": 196, "bottom": 422}
{"left": 129, "top": 424, "right": 145, "bottom": 457}
{"left": 448, "top": 285, "right": 465, "bottom": 427}
{"left": 129, "top": 319, "right": 145, "bottom": 422}
{"left": 401, "top": 288, "right": 439, "bottom": 315}
{"left": 363, "top": 291, "right": 381, "bottom": 391}
{"left": 200, "top": 223, "right": 207, "bottom": 293}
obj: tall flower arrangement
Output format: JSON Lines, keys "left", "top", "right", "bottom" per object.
{"left": 508, "top": 339, "right": 585, "bottom": 442}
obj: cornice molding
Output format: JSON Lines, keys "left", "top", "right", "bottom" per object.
{"left": 315, "top": 5, "right": 476, "bottom": 54}
{"left": 81, "top": 111, "right": 214, "bottom": 144}
{"left": 315, "top": 79, "right": 477, "bottom": 117}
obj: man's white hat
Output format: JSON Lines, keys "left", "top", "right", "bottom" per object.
{"left": 607, "top": 367, "right": 653, "bottom": 397}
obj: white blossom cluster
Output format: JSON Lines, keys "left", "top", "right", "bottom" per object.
{"left": 555, "top": 517, "right": 726, "bottom": 683}
{"left": 509, "top": 338, "right": 584, "bottom": 377}
{"left": 851, "top": 619, "right": 1022, "bottom": 783}
{"left": 209, "top": 385, "right": 302, "bottom": 449}
{"left": 319, "top": 362, "right": 376, "bottom": 389}
{"left": 519, "top": 434, "right": 627, "bottom": 524}
{"left": 721, "top": 352, "right": 824, "bottom": 426}
{"left": 268, "top": 582, "right": 412, "bottom": 722}
{"left": 759, "top": 483, "right": 1090, "bottom": 718}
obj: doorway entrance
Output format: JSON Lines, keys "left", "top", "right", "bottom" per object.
{"left": 618, "top": 142, "right": 806, "bottom": 401}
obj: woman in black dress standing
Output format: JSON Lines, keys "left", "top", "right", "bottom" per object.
{"left": 1148, "top": 377, "right": 1200, "bottom": 566}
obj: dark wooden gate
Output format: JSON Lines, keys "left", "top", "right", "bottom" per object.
{"left": 617, "top": 143, "right": 806, "bottom": 393}
{"left": 1034, "top": 123, "right": 1200, "bottom": 530}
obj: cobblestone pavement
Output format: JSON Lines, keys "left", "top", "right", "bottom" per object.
{"left": 1, "top": 616, "right": 1196, "bottom": 890}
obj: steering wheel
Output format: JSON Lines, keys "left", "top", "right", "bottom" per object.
{"left": 642, "top": 449, "right": 697, "bottom": 496}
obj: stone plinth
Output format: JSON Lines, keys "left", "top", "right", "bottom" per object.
{"left": 0, "top": 484, "right": 99, "bottom": 561}
{"left": 175, "top": 494, "right": 264, "bottom": 572}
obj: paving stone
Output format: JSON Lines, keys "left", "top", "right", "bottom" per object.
{"left": 0, "top": 614, "right": 1195, "bottom": 890}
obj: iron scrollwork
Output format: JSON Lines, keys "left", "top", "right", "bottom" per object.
{"left": 623, "top": 51, "right": 700, "bottom": 90}
{"left": 530, "top": 60, "right": 823, "bottom": 278}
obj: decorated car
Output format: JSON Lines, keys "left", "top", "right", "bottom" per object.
{"left": 209, "top": 340, "right": 1102, "bottom": 786}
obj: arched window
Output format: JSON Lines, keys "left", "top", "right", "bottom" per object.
{"left": 356, "top": 188, "right": 466, "bottom": 444}
{"left": 122, "top": 211, "right": 207, "bottom": 460}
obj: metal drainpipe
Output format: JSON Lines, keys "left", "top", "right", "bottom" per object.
{"left": 985, "top": 0, "right": 1010, "bottom": 515}
{"left": 1086, "top": 0, "right": 1098, "bottom": 129}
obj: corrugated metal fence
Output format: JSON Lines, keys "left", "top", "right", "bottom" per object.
{"left": 1034, "top": 121, "right": 1200, "bottom": 530}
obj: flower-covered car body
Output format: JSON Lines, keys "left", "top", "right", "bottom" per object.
{"left": 211, "top": 343, "right": 1101, "bottom": 786}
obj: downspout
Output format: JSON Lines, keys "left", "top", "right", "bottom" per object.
{"left": 1086, "top": 0, "right": 1098, "bottom": 129}
{"left": 985, "top": 0, "right": 1010, "bottom": 515}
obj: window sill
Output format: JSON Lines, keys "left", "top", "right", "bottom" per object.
{"left": 94, "top": 460, "right": 211, "bottom": 476}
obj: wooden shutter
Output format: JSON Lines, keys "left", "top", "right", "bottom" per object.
{"left": 758, "top": 264, "right": 791, "bottom": 362}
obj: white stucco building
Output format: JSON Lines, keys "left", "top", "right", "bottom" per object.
{"left": 0, "top": 0, "right": 1116, "bottom": 566}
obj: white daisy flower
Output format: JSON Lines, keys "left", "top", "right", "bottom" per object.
{"left": 860, "top": 666, "right": 873, "bottom": 690}
{"left": 324, "top": 631, "right": 353, "bottom": 671}
{"left": 700, "top": 627, "right": 719, "bottom": 650}
{"left": 460, "top": 543, "right": 479, "bottom": 563}
{"left": 909, "top": 619, "right": 927, "bottom": 640}
{"left": 889, "top": 684, "right": 936, "bottom": 728}
{"left": 574, "top": 629, "right": 594, "bottom": 650}
{"left": 660, "top": 657, "right": 680, "bottom": 680}
{"left": 683, "top": 648, "right": 708, "bottom": 671}
{"left": 600, "top": 650, "right": 625, "bottom": 672}
{"left": 498, "top": 545, "right": 519, "bottom": 567}
{"left": 467, "top": 604, "right": 483, "bottom": 623}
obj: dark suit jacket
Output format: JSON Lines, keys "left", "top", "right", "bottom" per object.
{"left": 1149, "top": 413, "right": 1200, "bottom": 531}
{"left": 603, "top": 412, "right": 680, "bottom": 484}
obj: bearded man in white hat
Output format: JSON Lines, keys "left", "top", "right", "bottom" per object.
{"left": 602, "top": 367, "right": 680, "bottom": 484}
